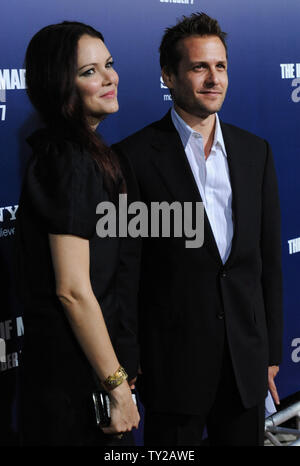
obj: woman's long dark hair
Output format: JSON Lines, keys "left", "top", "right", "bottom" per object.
{"left": 25, "top": 21, "right": 125, "bottom": 197}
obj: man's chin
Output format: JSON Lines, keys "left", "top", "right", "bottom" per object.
{"left": 174, "top": 101, "right": 222, "bottom": 120}
{"left": 204, "top": 102, "right": 226, "bottom": 117}
{"left": 193, "top": 107, "right": 219, "bottom": 120}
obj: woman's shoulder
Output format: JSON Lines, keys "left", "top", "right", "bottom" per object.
{"left": 27, "top": 127, "right": 101, "bottom": 177}
{"left": 27, "top": 127, "right": 84, "bottom": 160}
{"left": 22, "top": 128, "right": 106, "bottom": 238}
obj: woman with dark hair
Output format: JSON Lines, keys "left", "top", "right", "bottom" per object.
{"left": 15, "top": 21, "right": 140, "bottom": 446}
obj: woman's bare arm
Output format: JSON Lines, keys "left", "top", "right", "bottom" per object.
{"left": 49, "top": 233, "right": 139, "bottom": 433}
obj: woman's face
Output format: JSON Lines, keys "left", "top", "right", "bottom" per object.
{"left": 75, "top": 34, "right": 119, "bottom": 128}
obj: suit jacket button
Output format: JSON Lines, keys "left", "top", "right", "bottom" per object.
{"left": 221, "top": 271, "right": 227, "bottom": 278}
{"left": 217, "top": 312, "right": 225, "bottom": 319}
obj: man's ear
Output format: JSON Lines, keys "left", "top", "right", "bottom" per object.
{"left": 161, "top": 67, "right": 174, "bottom": 90}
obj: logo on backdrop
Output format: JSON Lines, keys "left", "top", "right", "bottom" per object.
{"left": 0, "top": 338, "right": 5, "bottom": 363}
{"left": 0, "top": 69, "right": 26, "bottom": 122}
{"left": 287, "top": 236, "right": 300, "bottom": 255}
{"left": 280, "top": 63, "right": 300, "bottom": 103}
{"left": 291, "top": 338, "right": 300, "bottom": 363}
{"left": 0, "top": 87, "right": 5, "bottom": 122}
{"left": 160, "top": 0, "right": 195, "bottom": 4}
{"left": 0, "top": 316, "right": 24, "bottom": 373}
{"left": 0, "top": 205, "right": 18, "bottom": 239}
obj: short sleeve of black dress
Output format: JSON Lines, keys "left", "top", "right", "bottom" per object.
{"left": 25, "top": 130, "right": 105, "bottom": 238}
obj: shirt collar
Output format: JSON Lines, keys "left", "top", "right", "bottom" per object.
{"left": 171, "top": 107, "right": 227, "bottom": 158}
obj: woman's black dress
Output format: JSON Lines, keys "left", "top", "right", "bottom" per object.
{"left": 15, "top": 129, "right": 140, "bottom": 446}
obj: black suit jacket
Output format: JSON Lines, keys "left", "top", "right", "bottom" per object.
{"left": 113, "top": 111, "right": 283, "bottom": 413}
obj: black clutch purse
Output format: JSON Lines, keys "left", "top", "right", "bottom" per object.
{"left": 92, "top": 389, "right": 138, "bottom": 428}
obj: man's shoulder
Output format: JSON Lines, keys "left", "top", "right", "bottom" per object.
{"left": 116, "top": 122, "right": 157, "bottom": 147}
{"left": 114, "top": 112, "right": 172, "bottom": 151}
{"left": 220, "top": 121, "right": 267, "bottom": 147}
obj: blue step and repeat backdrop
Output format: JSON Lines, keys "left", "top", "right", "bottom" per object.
{"left": 0, "top": 0, "right": 299, "bottom": 445}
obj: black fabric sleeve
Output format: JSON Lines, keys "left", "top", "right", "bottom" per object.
{"left": 260, "top": 141, "right": 283, "bottom": 366}
{"left": 26, "top": 139, "right": 104, "bottom": 239}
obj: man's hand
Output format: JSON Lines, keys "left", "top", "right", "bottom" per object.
{"left": 268, "top": 365, "right": 280, "bottom": 405}
{"left": 128, "top": 377, "right": 137, "bottom": 389}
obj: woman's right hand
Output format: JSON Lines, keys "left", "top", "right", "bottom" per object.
{"left": 101, "top": 381, "right": 140, "bottom": 435}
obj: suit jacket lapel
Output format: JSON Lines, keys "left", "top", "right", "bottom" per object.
{"left": 150, "top": 111, "right": 222, "bottom": 265}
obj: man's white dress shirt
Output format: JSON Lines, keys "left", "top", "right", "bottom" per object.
{"left": 171, "top": 107, "right": 233, "bottom": 263}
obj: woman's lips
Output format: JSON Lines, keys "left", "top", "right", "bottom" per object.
{"left": 101, "top": 90, "right": 116, "bottom": 98}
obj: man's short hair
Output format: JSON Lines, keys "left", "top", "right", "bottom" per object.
{"left": 159, "top": 12, "right": 227, "bottom": 74}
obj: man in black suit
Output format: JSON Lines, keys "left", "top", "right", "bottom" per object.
{"left": 113, "top": 13, "right": 283, "bottom": 446}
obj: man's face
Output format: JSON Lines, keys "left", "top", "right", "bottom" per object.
{"left": 163, "top": 35, "right": 228, "bottom": 119}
